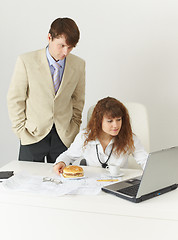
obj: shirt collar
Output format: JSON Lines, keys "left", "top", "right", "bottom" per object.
{"left": 46, "top": 46, "right": 65, "bottom": 69}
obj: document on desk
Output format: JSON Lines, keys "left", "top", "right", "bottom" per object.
{"left": 1, "top": 172, "right": 80, "bottom": 196}
{"left": 1, "top": 172, "right": 121, "bottom": 196}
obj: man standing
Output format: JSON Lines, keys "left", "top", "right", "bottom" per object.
{"left": 7, "top": 18, "right": 85, "bottom": 163}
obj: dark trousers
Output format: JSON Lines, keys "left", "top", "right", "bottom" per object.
{"left": 18, "top": 125, "right": 67, "bottom": 163}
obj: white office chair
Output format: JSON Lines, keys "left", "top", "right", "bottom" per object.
{"left": 87, "top": 102, "right": 150, "bottom": 169}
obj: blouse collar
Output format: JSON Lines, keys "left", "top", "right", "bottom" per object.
{"left": 90, "top": 137, "right": 114, "bottom": 146}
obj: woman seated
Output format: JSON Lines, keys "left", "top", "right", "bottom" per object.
{"left": 53, "top": 97, "right": 148, "bottom": 175}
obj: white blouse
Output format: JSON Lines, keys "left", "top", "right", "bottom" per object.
{"left": 55, "top": 130, "right": 149, "bottom": 169}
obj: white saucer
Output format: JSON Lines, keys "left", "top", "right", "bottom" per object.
{"left": 106, "top": 171, "right": 124, "bottom": 177}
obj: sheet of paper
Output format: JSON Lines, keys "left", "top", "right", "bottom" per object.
{"left": 1, "top": 171, "right": 122, "bottom": 196}
{"left": 2, "top": 172, "right": 80, "bottom": 196}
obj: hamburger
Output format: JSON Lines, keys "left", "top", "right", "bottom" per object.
{"left": 62, "top": 165, "right": 84, "bottom": 178}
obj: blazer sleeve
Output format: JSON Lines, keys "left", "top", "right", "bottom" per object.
{"left": 71, "top": 60, "right": 85, "bottom": 127}
{"left": 7, "top": 56, "right": 28, "bottom": 138}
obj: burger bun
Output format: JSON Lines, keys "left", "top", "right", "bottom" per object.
{"left": 62, "top": 165, "right": 84, "bottom": 178}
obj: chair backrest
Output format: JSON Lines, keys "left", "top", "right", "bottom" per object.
{"left": 87, "top": 102, "right": 150, "bottom": 169}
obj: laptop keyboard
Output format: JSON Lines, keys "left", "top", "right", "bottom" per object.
{"left": 117, "top": 184, "right": 140, "bottom": 197}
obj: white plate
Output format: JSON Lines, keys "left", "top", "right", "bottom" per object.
{"left": 61, "top": 175, "right": 85, "bottom": 180}
{"left": 106, "top": 171, "right": 124, "bottom": 178}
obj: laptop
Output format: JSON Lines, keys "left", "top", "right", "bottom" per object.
{"left": 102, "top": 146, "right": 178, "bottom": 203}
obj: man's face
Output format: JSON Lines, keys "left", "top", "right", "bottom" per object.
{"left": 48, "top": 34, "right": 73, "bottom": 61}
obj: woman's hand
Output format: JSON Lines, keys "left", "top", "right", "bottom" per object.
{"left": 53, "top": 162, "right": 66, "bottom": 175}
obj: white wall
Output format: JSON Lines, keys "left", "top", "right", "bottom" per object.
{"left": 0, "top": 0, "right": 178, "bottom": 167}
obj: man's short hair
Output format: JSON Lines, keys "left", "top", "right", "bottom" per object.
{"left": 49, "top": 17, "right": 80, "bottom": 47}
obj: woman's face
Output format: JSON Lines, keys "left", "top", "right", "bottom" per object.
{"left": 101, "top": 115, "right": 122, "bottom": 137}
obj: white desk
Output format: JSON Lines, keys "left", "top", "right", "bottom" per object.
{"left": 0, "top": 161, "right": 178, "bottom": 240}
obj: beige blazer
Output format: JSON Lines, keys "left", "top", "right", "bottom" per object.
{"left": 7, "top": 48, "right": 85, "bottom": 147}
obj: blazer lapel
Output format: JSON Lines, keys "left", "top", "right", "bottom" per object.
{"left": 55, "top": 54, "right": 75, "bottom": 97}
{"left": 38, "top": 49, "right": 55, "bottom": 97}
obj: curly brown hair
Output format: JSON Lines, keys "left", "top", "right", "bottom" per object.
{"left": 84, "top": 97, "right": 135, "bottom": 156}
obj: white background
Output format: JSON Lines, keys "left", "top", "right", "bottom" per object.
{"left": 0, "top": 0, "right": 178, "bottom": 167}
